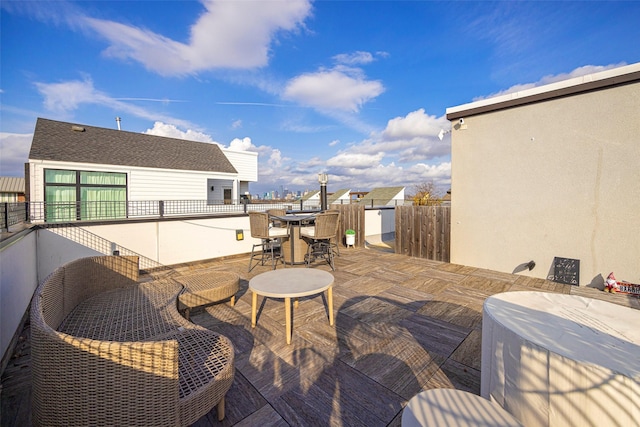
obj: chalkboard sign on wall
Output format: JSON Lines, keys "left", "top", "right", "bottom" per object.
{"left": 551, "top": 257, "right": 580, "bottom": 285}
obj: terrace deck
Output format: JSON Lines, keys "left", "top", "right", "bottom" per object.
{"left": 2, "top": 246, "right": 638, "bottom": 426}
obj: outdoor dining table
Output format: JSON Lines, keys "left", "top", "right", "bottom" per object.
{"left": 273, "top": 214, "right": 316, "bottom": 265}
{"left": 481, "top": 291, "right": 640, "bottom": 427}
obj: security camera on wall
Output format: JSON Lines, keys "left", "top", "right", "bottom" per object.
{"left": 459, "top": 118, "right": 464, "bottom": 125}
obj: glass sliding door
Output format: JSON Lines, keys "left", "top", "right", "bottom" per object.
{"left": 80, "top": 172, "right": 127, "bottom": 220}
{"left": 44, "top": 169, "right": 77, "bottom": 222}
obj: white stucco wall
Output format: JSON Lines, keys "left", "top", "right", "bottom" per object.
{"left": 450, "top": 74, "right": 640, "bottom": 286}
{"left": 0, "top": 232, "right": 37, "bottom": 361}
{"left": 364, "top": 208, "right": 396, "bottom": 237}
{"left": 82, "top": 217, "right": 255, "bottom": 265}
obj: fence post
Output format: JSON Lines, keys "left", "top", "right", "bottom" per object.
{"left": 2, "top": 203, "right": 7, "bottom": 232}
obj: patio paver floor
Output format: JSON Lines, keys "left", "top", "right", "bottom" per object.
{"left": 2, "top": 246, "right": 638, "bottom": 426}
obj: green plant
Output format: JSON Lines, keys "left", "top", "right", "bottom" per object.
{"left": 345, "top": 229, "right": 355, "bottom": 235}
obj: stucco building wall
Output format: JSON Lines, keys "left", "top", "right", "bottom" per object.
{"left": 448, "top": 65, "right": 640, "bottom": 286}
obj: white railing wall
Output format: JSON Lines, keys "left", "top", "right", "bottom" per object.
{"left": 0, "top": 231, "right": 38, "bottom": 368}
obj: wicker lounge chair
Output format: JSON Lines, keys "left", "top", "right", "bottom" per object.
{"left": 31, "top": 255, "right": 235, "bottom": 426}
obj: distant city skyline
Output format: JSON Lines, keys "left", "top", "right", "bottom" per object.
{"left": 2, "top": 1, "right": 639, "bottom": 195}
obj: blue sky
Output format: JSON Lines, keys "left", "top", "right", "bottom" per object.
{"left": 2, "top": 1, "right": 639, "bottom": 196}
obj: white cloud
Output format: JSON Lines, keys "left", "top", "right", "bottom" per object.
{"left": 344, "top": 109, "right": 450, "bottom": 162}
{"left": 283, "top": 69, "right": 384, "bottom": 112}
{"left": 326, "top": 152, "right": 385, "bottom": 168}
{"left": 382, "top": 108, "right": 443, "bottom": 140}
{"left": 329, "top": 139, "right": 340, "bottom": 147}
{"left": 333, "top": 51, "right": 373, "bottom": 65}
{"left": 268, "top": 149, "right": 284, "bottom": 168}
{"left": 231, "top": 119, "right": 243, "bottom": 130}
{"left": 144, "top": 122, "right": 216, "bottom": 143}
{"left": 332, "top": 50, "right": 388, "bottom": 66}
{"left": 477, "top": 63, "right": 627, "bottom": 100}
{"left": 0, "top": 132, "right": 33, "bottom": 176}
{"left": 84, "top": 0, "right": 312, "bottom": 76}
{"left": 35, "top": 78, "right": 104, "bottom": 113}
{"left": 34, "top": 77, "right": 196, "bottom": 129}
{"left": 228, "top": 137, "right": 253, "bottom": 151}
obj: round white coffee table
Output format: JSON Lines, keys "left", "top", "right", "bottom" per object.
{"left": 482, "top": 291, "right": 640, "bottom": 426}
{"left": 249, "top": 269, "right": 334, "bottom": 344}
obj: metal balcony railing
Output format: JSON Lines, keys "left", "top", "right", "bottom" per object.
{"left": 1, "top": 199, "right": 411, "bottom": 231}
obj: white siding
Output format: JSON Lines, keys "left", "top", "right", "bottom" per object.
{"left": 222, "top": 149, "right": 258, "bottom": 181}
{"left": 129, "top": 168, "right": 234, "bottom": 200}
{"left": 27, "top": 160, "right": 237, "bottom": 201}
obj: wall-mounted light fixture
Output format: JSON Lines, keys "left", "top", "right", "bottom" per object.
{"left": 513, "top": 260, "right": 537, "bottom": 274}
{"left": 438, "top": 129, "right": 451, "bottom": 141}
{"left": 211, "top": 186, "right": 215, "bottom": 191}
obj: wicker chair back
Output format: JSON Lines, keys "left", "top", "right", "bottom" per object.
{"left": 249, "top": 211, "right": 270, "bottom": 239}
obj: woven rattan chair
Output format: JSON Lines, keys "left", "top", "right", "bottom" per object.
{"left": 267, "top": 208, "right": 287, "bottom": 228}
{"left": 248, "top": 211, "right": 289, "bottom": 272}
{"left": 300, "top": 210, "right": 340, "bottom": 270}
{"left": 325, "top": 209, "right": 342, "bottom": 256}
{"left": 31, "top": 256, "right": 235, "bottom": 426}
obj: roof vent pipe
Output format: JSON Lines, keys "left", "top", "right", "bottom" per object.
{"left": 115, "top": 116, "right": 121, "bottom": 130}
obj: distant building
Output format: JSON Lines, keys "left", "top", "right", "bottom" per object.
{"left": 300, "top": 190, "right": 320, "bottom": 209}
{"left": 357, "top": 187, "right": 406, "bottom": 207}
{"left": 26, "top": 118, "right": 257, "bottom": 221}
{"left": 0, "top": 177, "right": 25, "bottom": 202}
{"left": 327, "top": 189, "right": 351, "bottom": 205}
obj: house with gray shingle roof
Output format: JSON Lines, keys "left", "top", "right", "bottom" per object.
{"left": 357, "top": 186, "right": 406, "bottom": 207}
{"left": 0, "top": 177, "right": 25, "bottom": 202}
{"left": 300, "top": 190, "right": 320, "bottom": 209}
{"left": 327, "top": 189, "right": 351, "bottom": 205}
{"left": 26, "top": 118, "right": 257, "bottom": 220}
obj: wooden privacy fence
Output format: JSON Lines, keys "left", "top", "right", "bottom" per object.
{"left": 331, "top": 203, "right": 365, "bottom": 248}
{"left": 395, "top": 206, "right": 451, "bottom": 262}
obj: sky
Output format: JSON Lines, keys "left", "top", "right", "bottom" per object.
{"left": 2, "top": 1, "right": 640, "bottom": 197}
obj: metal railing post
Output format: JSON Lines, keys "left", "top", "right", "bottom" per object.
{"left": 159, "top": 200, "right": 165, "bottom": 217}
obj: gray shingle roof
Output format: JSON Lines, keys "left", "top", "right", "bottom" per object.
{"left": 29, "top": 118, "right": 237, "bottom": 174}
{"left": 301, "top": 190, "right": 320, "bottom": 201}
{"left": 327, "top": 189, "right": 350, "bottom": 204}
{"left": 358, "top": 186, "right": 405, "bottom": 205}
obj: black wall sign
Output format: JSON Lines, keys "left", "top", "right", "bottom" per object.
{"left": 551, "top": 257, "right": 580, "bottom": 285}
